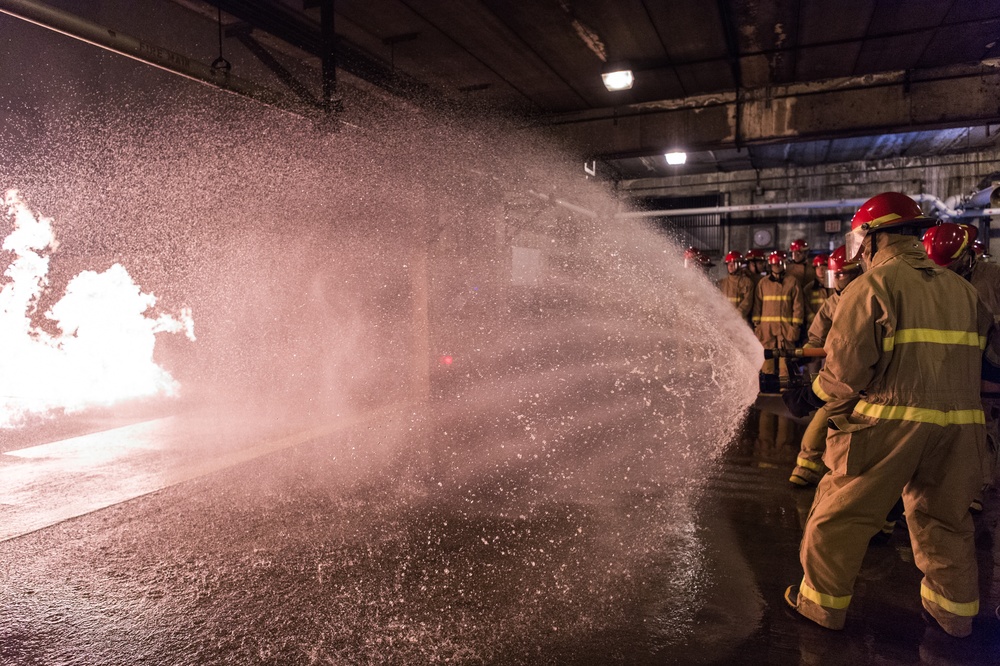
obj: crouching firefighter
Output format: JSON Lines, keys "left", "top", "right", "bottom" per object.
{"left": 783, "top": 192, "right": 992, "bottom": 638}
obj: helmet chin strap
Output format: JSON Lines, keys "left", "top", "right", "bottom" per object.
{"left": 955, "top": 253, "right": 975, "bottom": 279}
{"left": 860, "top": 234, "right": 877, "bottom": 272}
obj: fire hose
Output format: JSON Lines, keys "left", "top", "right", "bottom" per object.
{"left": 759, "top": 348, "right": 1000, "bottom": 419}
{"left": 759, "top": 347, "right": 826, "bottom": 394}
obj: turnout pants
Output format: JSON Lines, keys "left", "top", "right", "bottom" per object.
{"left": 791, "top": 405, "right": 829, "bottom": 484}
{"left": 794, "top": 417, "right": 986, "bottom": 632}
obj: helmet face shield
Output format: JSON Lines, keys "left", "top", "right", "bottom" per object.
{"left": 824, "top": 270, "right": 838, "bottom": 289}
{"left": 845, "top": 225, "right": 867, "bottom": 261}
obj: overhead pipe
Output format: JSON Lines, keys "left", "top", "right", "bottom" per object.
{"left": 911, "top": 193, "right": 961, "bottom": 218}
{"left": 528, "top": 190, "right": 599, "bottom": 219}
{"left": 527, "top": 189, "right": 997, "bottom": 224}
{"left": 0, "top": 0, "right": 319, "bottom": 118}
{"left": 957, "top": 208, "right": 1000, "bottom": 217}
{"left": 614, "top": 193, "right": 993, "bottom": 221}
{"left": 964, "top": 185, "right": 1000, "bottom": 210}
{"left": 614, "top": 198, "right": 867, "bottom": 220}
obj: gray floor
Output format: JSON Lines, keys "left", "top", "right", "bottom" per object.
{"left": 1, "top": 407, "right": 998, "bottom": 665}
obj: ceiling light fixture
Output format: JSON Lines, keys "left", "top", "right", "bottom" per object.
{"left": 602, "top": 68, "right": 634, "bottom": 91}
{"left": 664, "top": 151, "right": 687, "bottom": 165}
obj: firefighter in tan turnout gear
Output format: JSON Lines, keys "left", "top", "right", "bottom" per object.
{"left": 717, "top": 251, "right": 755, "bottom": 324}
{"left": 753, "top": 250, "right": 805, "bottom": 376}
{"left": 784, "top": 192, "right": 992, "bottom": 638}
{"left": 924, "top": 222, "right": 1000, "bottom": 513}
{"left": 745, "top": 248, "right": 767, "bottom": 285}
{"left": 788, "top": 246, "right": 861, "bottom": 487}
{"left": 786, "top": 238, "right": 811, "bottom": 289}
{"left": 804, "top": 253, "right": 833, "bottom": 334}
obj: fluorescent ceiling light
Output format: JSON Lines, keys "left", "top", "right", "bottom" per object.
{"left": 602, "top": 69, "right": 634, "bottom": 91}
{"left": 665, "top": 151, "right": 687, "bottom": 165}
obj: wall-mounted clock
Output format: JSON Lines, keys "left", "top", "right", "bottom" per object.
{"left": 752, "top": 227, "right": 773, "bottom": 248}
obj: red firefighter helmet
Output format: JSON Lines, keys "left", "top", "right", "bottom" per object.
{"left": 921, "top": 223, "right": 976, "bottom": 267}
{"left": 789, "top": 238, "right": 809, "bottom": 252}
{"left": 846, "top": 192, "right": 932, "bottom": 260}
{"left": 812, "top": 254, "right": 828, "bottom": 267}
{"left": 972, "top": 240, "right": 986, "bottom": 258}
{"left": 826, "top": 245, "right": 860, "bottom": 287}
{"left": 724, "top": 250, "right": 743, "bottom": 263}
{"left": 827, "top": 246, "right": 859, "bottom": 273}
{"left": 697, "top": 252, "right": 715, "bottom": 268}
{"left": 745, "top": 249, "right": 765, "bottom": 260}
{"left": 683, "top": 246, "right": 701, "bottom": 268}
{"left": 767, "top": 250, "right": 787, "bottom": 267}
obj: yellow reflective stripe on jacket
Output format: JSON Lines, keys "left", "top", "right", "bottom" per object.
{"left": 762, "top": 295, "right": 790, "bottom": 301}
{"left": 812, "top": 376, "right": 832, "bottom": 402}
{"left": 796, "top": 457, "right": 824, "bottom": 472}
{"left": 921, "top": 583, "right": 979, "bottom": 617}
{"left": 854, "top": 400, "right": 985, "bottom": 426}
{"left": 759, "top": 316, "right": 803, "bottom": 324}
{"left": 727, "top": 296, "right": 740, "bottom": 303}
{"left": 800, "top": 579, "right": 851, "bottom": 610}
{"left": 882, "top": 329, "right": 986, "bottom": 352}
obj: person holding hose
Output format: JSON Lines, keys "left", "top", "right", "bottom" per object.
{"left": 788, "top": 246, "right": 861, "bottom": 487}
{"left": 784, "top": 192, "right": 992, "bottom": 638}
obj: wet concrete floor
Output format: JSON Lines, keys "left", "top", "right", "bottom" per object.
{"left": 1, "top": 406, "right": 999, "bottom": 665}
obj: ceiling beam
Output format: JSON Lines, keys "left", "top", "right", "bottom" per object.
{"left": 540, "top": 61, "right": 1000, "bottom": 160}
{"left": 202, "top": 0, "right": 425, "bottom": 99}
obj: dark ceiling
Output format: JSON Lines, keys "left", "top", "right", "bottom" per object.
{"left": 191, "top": 1, "right": 1000, "bottom": 179}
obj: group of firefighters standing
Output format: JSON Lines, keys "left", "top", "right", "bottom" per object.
{"left": 698, "top": 191, "right": 1000, "bottom": 639}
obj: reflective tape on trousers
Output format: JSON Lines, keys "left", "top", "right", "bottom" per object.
{"left": 758, "top": 316, "right": 803, "bottom": 324}
{"left": 796, "top": 456, "right": 824, "bottom": 472}
{"left": 799, "top": 579, "right": 852, "bottom": 610}
{"left": 854, "top": 400, "right": 985, "bottom": 426}
{"left": 882, "top": 329, "right": 986, "bottom": 352}
{"left": 921, "top": 583, "right": 979, "bottom": 617}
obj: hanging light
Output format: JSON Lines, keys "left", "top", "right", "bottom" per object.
{"left": 665, "top": 151, "right": 687, "bottom": 165}
{"left": 602, "top": 66, "right": 634, "bottom": 91}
